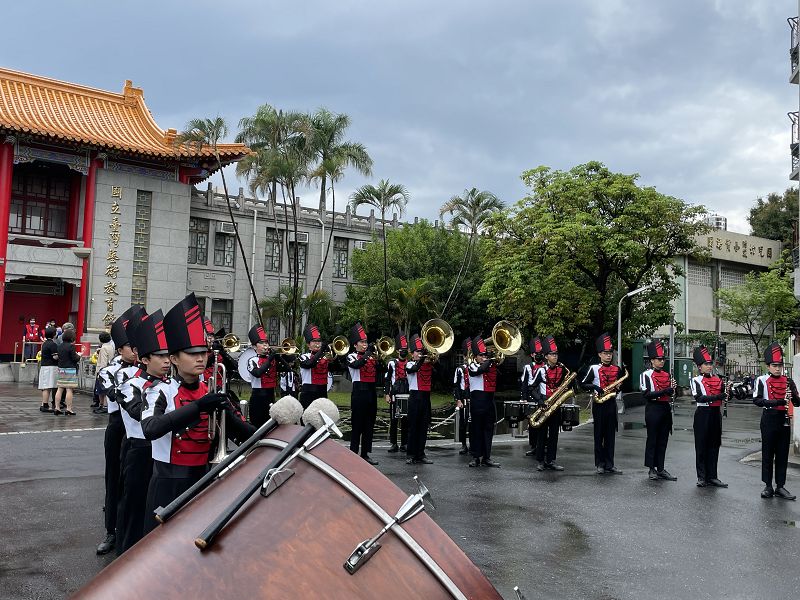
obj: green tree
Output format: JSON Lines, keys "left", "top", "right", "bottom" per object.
{"left": 259, "top": 285, "right": 336, "bottom": 344}
{"left": 480, "top": 162, "right": 708, "bottom": 349}
{"left": 387, "top": 277, "right": 438, "bottom": 336}
{"left": 439, "top": 188, "right": 503, "bottom": 318}
{"left": 748, "top": 187, "right": 798, "bottom": 246}
{"left": 715, "top": 254, "right": 800, "bottom": 360}
{"left": 349, "top": 180, "right": 410, "bottom": 316}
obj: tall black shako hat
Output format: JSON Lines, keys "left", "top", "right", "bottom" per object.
{"left": 125, "top": 307, "right": 148, "bottom": 351}
{"left": 304, "top": 324, "right": 322, "bottom": 344}
{"left": 529, "top": 336, "right": 543, "bottom": 357}
{"left": 110, "top": 305, "right": 144, "bottom": 349}
{"left": 396, "top": 334, "right": 409, "bottom": 356}
{"left": 164, "top": 293, "right": 208, "bottom": 354}
{"left": 248, "top": 325, "right": 267, "bottom": 345}
{"left": 472, "top": 336, "right": 488, "bottom": 356}
{"left": 410, "top": 334, "right": 424, "bottom": 353}
{"left": 137, "top": 310, "right": 169, "bottom": 357}
{"left": 646, "top": 340, "right": 666, "bottom": 360}
{"left": 596, "top": 332, "right": 613, "bottom": 353}
{"left": 764, "top": 342, "right": 784, "bottom": 365}
{"left": 462, "top": 337, "right": 473, "bottom": 356}
{"left": 542, "top": 336, "right": 558, "bottom": 355}
{"left": 693, "top": 345, "right": 713, "bottom": 367}
{"left": 349, "top": 322, "right": 368, "bottom": 346}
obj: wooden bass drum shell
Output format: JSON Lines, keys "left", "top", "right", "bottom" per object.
{"left": 73, "top": 425, "right": 501, "bottom": 600}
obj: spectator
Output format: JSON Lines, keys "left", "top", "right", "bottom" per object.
{"left": 23, "top": 317, "right": 42, "bottom": 361}
{"left": 93, "top": 332, "right": 115, "bottom": 414}
{"left": 54, "top": 329, "right": 80, "bottom": 416}
{"left": 38, "top": 327, "right": 59, "bottom": 412}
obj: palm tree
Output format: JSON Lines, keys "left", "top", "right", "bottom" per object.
{"left": 350, "top": 180, "right": 410, "bottom": 315}
{"left": 439, "top": 188, "right": 503, "bottom": 317}
{"left": 305, "top": 108, "right": 373, "bottom": 293}
{"left": 176, "top": 117, "right": 264, "bottom": 330}
{"left": 259, "top": 285, "right": 334, "bottom": 342}
{"left": 388, "top": 277, "right": 438, "bottom": 336}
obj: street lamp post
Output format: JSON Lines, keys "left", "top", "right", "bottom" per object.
{"left": 617, "top": 284, "right": 655, "bottom": 368}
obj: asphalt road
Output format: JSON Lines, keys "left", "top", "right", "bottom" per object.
{"left": 1, "top": 384, "right": 798, "bottom": 599}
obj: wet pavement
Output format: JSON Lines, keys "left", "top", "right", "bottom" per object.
{"left": 1, "top": 383, "right": 799, "bottom": 599}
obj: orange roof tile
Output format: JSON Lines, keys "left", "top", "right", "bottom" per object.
{"left": 0, "top": 67, "right": 248, "bottom": 161}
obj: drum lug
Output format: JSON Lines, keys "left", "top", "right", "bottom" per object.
{"left": 260, "top": 467, "right": 295, "bottom": 497}
{"left": 344, "top": 540, "right": 382, "bottom": 574}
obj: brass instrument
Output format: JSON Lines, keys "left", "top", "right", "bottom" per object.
{"left": 483, "top": 320, "right": 522, "bottom": 365}
{"left": 420, "top": 318, "right": 454, "bottom": 361}
{"left": 272, "top": 337, "right": 297, "bottom": 355}
{"left": 377, "top": 336, "right": 395, "bottom": 359}
{"left": 594, "top": 368, "right": 629, "bottom": 405}
{"left": 209, "top": 333, "right": 241, "bottom": 353}
{"left": 324, "top": 335, "right": 350, "bottom": 360}
{"left": 529, "top": 366, "right": 577, "bottom": 428}
{"left": 208, "top": 349, "right": 231, "bottom": 464}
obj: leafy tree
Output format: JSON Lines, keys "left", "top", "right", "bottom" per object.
{"left": 715, "top": 254, "right": 800, "bottom": 360}
{"left": 387, "top": 277, "right": 438, "bottom": 336}
{"left": 259, "top": 286, "right": 336, "bottom": 344}
{"left": 439, "top": 188, "right": 503, "bottom": 318}
{"left": 748, "top": 187, "right": 798, "bottom": 246}
{"left": 480, "top": 162, "right": 709, "bottom": 351}
{"left": 349, "top": 180, "right": 410, "bottom": 316}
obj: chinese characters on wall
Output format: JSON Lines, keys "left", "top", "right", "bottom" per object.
{"left": 102, "top": 186, "right": 122, "bottom": 326}
{"left": 706, "top": 236, "right": 773, "bottom": 260}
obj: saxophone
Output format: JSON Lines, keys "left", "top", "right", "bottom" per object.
{"left": 529, "top": 366, "right": 577, "bottom": 428}
{"left": 594, "top": 368, "right": 629, "bottom": 404}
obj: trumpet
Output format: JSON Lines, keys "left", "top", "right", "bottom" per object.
{"left": 484, "top": 320, "right": 522, "bottom": 365}
{"left": 207, "top": 350, "right": 230, "bottom": 465}
{"left": 421, "top": 318, "right": 454, "bottom": 361}
{"left": 324, "top": 335, "right": 350, "bottom": 360}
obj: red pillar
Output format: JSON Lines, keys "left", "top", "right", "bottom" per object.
{"left": 0, "top": 140, "right": 14, "bottom": 347}
{"left": 75, "top": 158, "right": 100, "bottom": 343}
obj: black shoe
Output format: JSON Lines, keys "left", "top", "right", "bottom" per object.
{"left": 482, "top": 459, "right": 500, "bottom": 468}
{"left": 536, "top": 462, "right": 546, "bottom": 472}
{"left": 90, "top": 401, "right": 99, "bottom": 408}
{"left": 418, "top": 457, "right": 433, "bottom": 464}
{"left": 657, "top": 469, "right": 677, "bottom": 481}
{"left": 65, "top": 410, "right": 76, "bottom": 416}
{"left": 53, "top": 409, "right": 62, "bottom": 416}
{"left": 399, "top": 445, "right": 406, "bottom": 453}
{"left": 775, "top": 487, "right": 796, "bottom": 500}
{"left": 93, "top": 406, "right": 107, "bottom": 414}
{"left": 545, "top": 462, "right": 564, "bottom": 471}
{"left": 459, "top": 446, "right": 469, "bottom": 455}
{"left": 761, "top": 486, "right": 774, "bottom": 498}
{"left": 39, "top": 404, "right": 51, "bottom": 412}
{"left": 707, "top": 478, "right": 728, "bottom": 488}
{"left": 361, "top": 455, "right": 379, "bottom": 466}
{"left": 468, "top": 459, "right": 480, "bottom": 467}
{"left": 596, "top": 467, "right": 606, "bottom": 474}
{"left": 96, "top": 533, "right": 116, "bottom": 555}
{"left": 525, "top": 449, "right": 536, "bottom": 457}
{"left": 605, "top": 467, "right": 623, "bottom": 474}
{"left": 387, "top": 444, "right": 399, "bottom": 453}
{"left": 405, "top": 458, "right": 418, "bottom": 465}
{"left": 648, "top": 468, "right": 659, "bottom": 481}
{"left": 696, "top": 478, "right": 707, "bottom": 487}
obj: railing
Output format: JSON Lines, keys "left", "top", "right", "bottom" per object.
{"left": 7, "top": 233, "right": 84, "bottom": 248}
{"left": 723, "top": 362, "right": 793, "bottom": 381}
{"left": 793, "top": 246, "right": 800, "bottom": 269}
{"left": 790, "top": 17, "right": 799, "bottom": 76}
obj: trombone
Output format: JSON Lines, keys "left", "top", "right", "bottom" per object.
{"left": 271, "top": 337, "right": 297, "bottom": 355}
{"left": 484, "top": 320, "right": 522, "bottom": 365}
{"left": 210, "top": 333, "right": 241, "bottom": 353}
{"left": 421, "top": 318, "right": 454, "bottom": 361}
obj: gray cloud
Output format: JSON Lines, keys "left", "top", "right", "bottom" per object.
{"left": 1, "top": 0, "right": 795, "bottom": 233}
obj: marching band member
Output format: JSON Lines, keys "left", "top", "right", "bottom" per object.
{"left": 346, "top": 323, "right": 379, "bottom": 465}
{"left": 752, "top": 342, "right": 800, "bottom": 500}
{"left": 94, "top": 306, "right": 140, "bottom": 556}
{"left": 245, "top": 325, "right": 289, "bottom": 428}
{"left": 690, "top": 345, "right": 727, "bottom": 488}
{"left": 640, "top": 340, "right": 677, "bottom": 481}
{"left": 521, "top": 337, "right": 543, "bottom": 457}
{"left": 453, "top": 338, "right": 472, "bottom": 456}
{"left": 530, "top": 336, "right": 565, "bottom": 472}
{"left": 467, "top": 337, "right": 500, "bottom": 468}
{"left": 384, "top": 334, "right": 410, "bottom": 454}
{"left": 298, "top": 324, "right": 332, "bottom": 408}
{"left": 580, "top": 333, "right": 624, "bottom": 475}
{"left": 405, "top": 335, "right": 434, "bottom": 465}
{"left": 141, "top": 293, "right": 254, "bottom": 534}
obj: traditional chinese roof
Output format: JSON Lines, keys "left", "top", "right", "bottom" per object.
{"left": 0, "top": 67, "right": 249, "bottom": 163}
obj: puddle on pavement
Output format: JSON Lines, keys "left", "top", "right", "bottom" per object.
{"left": 783, "top": 520, "right": 796, "bottom": 528}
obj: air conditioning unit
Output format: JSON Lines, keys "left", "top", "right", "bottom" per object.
{"left": 288, "top": 231, "right": 309, "bottom": 244}
{"left": 354, "top": 240, "right": 369, "bottom": 250}
{"left": 217, "top": 221, "right": 237, "bottom": 235}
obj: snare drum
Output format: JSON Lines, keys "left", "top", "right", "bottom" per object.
{"left": 503, "top": 401, "right": 533, "bottom": 424}
{"left": 394, "top": 394, "right": 410, "bottom": 418}
{"left": 560, "top": 404, "right": 580, "bottom": 431}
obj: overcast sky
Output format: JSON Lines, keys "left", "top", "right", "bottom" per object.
{"left": 3, "top": 1, "right": 797, "bottom": 233}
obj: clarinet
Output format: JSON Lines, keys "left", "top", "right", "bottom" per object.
{"left": 785, "top": 378, "right": 792, "bottom": 428}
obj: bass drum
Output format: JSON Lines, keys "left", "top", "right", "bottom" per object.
{"left": 73, "top": 425, "right": 502, "bottom": 600}
{"left": 237, "top": 347, "right": 257, "bottom": 381}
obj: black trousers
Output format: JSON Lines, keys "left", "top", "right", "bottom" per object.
{"left": 116, "top": 438, "right": 152, "bottom": 554}
{"left": 103, "top": 411, "right": 125, "bottom": 536}
{"left": 350, "top": 382, "right": 377, "bottom": 456}
{"left": 389, "top": 397, "right": 408, "bottom": 447}
{"left": 406, "top": 390, "right": 431, "bottom": 459}
{"left": 143, "top": 462, "right": 208, "bottom": 535}
{"left": 458, "top": 400, "right": 470, "bottom": 448}
{"left": 760, "top": 410, "right": 790, "bottom": 487}
{"left": 249, "top": 387, "right": 275, "bottom": 428}
{"left": 469, "top": 391, "right": 496, "bottom": 460}
{"left": 693, "top": 406, "right": 722, "bottom": 481}
{"left": 536, "top": 407, "right": 561, "bottom": 464}
{"left": 300, "top": 383, "right": 327, "bottom": 410}
{"left": 644, "top": 401, "right": 672, "bottom": 469}
{"left": 593, "top": 399, "right": 618, "bottom": 469}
